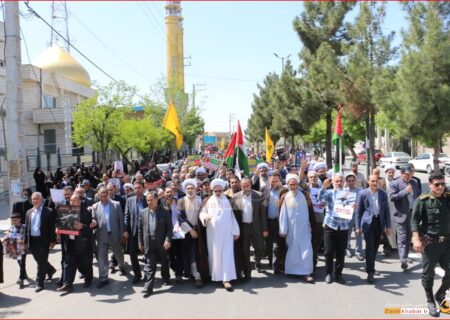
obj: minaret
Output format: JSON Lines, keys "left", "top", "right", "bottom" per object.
{"left": 165, "top": 0, "right": 184, "bottom": 92}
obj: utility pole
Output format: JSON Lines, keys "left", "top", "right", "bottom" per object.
{"left": 192, "top": 83, "right": 206, "bottom": 109}
{"left": 5, "top": 1, "right": 27, "bottom": 208}
{"left": 229, "top": 113, "right": 236, "bottom": 135}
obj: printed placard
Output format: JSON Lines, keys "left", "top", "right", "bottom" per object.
{"left": 333, "top": 190, "right": 357, "bottom": 220}
{"left": 310, "top": 187, "right": 325, "bottom": 214}
{"left": 56, "top": 205, "right": 80, "bottom": 236}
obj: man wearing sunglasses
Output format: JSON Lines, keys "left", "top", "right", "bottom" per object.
{"left": 412, "top": 173, "right": 450, "bottom": 317}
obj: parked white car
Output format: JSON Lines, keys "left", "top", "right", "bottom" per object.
{"left": 408, "top": 153, "right": 450, "bottom": 174}
{"left": 379, "top": 151, "right": 412, "bottom": 169}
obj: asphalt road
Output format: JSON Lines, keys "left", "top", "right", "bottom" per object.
{"left": 0, "top": 165, "right": 449, "bottom": 318}
{"left": 0, "top": 241, "right": 432, "bottom": 319}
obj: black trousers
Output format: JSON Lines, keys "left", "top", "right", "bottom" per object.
{"left": 422, "top": 240, "right": 450, "bottom": 303}
{"left": 363, "top": 216, "right": 382, "bottom": 274}
{"left": 143, "top": 239, "right": 170, "bottom": 292}
{"left": 312, "top": 222, "right": 324, "bottom": 270}
{"left": 128, "top": 232, "right": 142, "bottom": 279}
{"left": 30, "top": 237, "right": 54, "bottom": 286}
{"left": 63, "top": 241, "right": 93, "bottom": 285}
{"left": 324, "top": 226, "right": 348, "bottom": 276}
{"left": 181, "top": 233, "right": 199, "bottom": 278}
{"left": 17, "top": 254, "right": 27, "bottom": 280}
{"left": 169, "top": 239, "right": 184, "bottom": 277}
{"left": 265, "top": 218, "right": 279, "bottom": 268}
{"left": 241, "top": 223, "right": 264, "bottom": 276}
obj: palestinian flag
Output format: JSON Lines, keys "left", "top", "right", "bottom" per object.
{"left": 234, "top": 121, "right": 250, "bottom": 178}
{"left": 224, "top": 133, "right": 236, "bottom": 169}
{"left": 332, "top": 109, "right": 344, "bottom": 173}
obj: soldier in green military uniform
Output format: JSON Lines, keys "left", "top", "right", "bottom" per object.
{"left": 412, "top": 173, "right": 450, "bottom": 317}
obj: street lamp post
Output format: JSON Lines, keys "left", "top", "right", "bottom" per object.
{"left": 229, "top": 113, "right": 236, "bottom": 135}
{"left": 273, "top": 53, "right": 291, "bottom": 72}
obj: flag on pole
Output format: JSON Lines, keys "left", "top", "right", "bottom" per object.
{"left": 224, "top": 133, "right": 236, "bottom": 168}
{"left": 162, "top": 101, "right": 183, "bottom": 149}
{"left": 265, "top": 128, "right": 274, "bottom": 163}
{"left": 234, "top": 121, "right": 250, "bottom": 177}
{"left": 220, "top": 138, "right": 225, "bottom": 151}
{"left": 332, "top": 109, "right": 344, "bottom": 173}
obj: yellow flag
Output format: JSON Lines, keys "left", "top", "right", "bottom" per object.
{"left": 220, "top": 138, "right": 225, "bottom": 150}
{"left": 265, "top": 128, "right": 274, "bottom": 162}
{"left": 163, "top": 101, "right": 183, "bottom": 149}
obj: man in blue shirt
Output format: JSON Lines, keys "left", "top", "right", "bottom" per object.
{"left": 319, "top": 174, "right": 351, "bottom": 284}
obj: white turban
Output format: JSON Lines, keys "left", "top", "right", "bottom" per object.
{"left": 210, "top": 178, "right": 226, "bottom": 190}
{"left": 286, "top": 173, "right": 300, "bottom": 184}
{"left": 313, "top": 162, "right": 327, "bottom": 171}
{"left": 257, "top": 162, "right": 269, "bottom": 170}
{"left": 195, "top": 167, "right": 207, "bottom": 174}
{"left": 123, "top": 183, "right": 134, "bottom": 190}
{"left": 384, "top": 165, "right": 396, "bottom": 173}
{"left": 182, "top": 179, "right": 197, "bottom": 192}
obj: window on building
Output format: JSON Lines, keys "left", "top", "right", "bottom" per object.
{"left": 44, "top": 129, "right": 56, "bottom": 154}
{"left": 43, "top": 95, "right": 56, "bottom": 109}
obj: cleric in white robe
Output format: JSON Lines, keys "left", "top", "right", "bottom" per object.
{"left": 279, "top": 173, "right": 314, "bottom": 281}
{"left": 200, "top": 179, "right": 240, "bottom": 291}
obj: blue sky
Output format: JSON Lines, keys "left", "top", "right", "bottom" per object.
{"left": 16, "top": 1, "right": 406, "bottom": 134}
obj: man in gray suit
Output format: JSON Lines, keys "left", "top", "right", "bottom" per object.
{"left": 389, "top": 165, "right": 420, "bottom": 271}
{"left": 92, "top": 187, "right": 127, "bottom": 288}
{"left": 232, "top": 177, "right": 268, "bottom": 280}
{"left": 356, "top": 175, "right": 392, "bottom": 284}
{"left": 124, "top": 181, "right": 147, "bottom": 284}
{"left": 139, "top": 191, "right": 172, "bottom": 297}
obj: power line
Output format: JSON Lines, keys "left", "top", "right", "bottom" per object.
{"left": 143, "top": 2, "right": 166, "bottom": 35}
{"left": 138, "top": 2, "right": 165, "bottom": 40}
{"left": 25, "top": 2, "right": 119, "bottom": 84}
{"left": 185, "top": 73, "right": 259, "bottom": 83}
{"left": 151, "top": 2, "right": 165, "bottom": 21}
{"left": 68, "top": 9, "right": 152, "bottom": 83}
{"left": 24, "top": 2, "right": 149, "bottom": 101}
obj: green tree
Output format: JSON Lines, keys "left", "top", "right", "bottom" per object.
{"left": 294, "top": 1, "right": 355, "bottom": 168}
{"left": 396, "top": 2, "right": 450, "bottom": 172}
{"left": 181, "top": 106, "right": 205, "bottom": 151}
{"left": 72, "top": 81, "right": 134, "bottom": 169}
{"left": 271, "top": 60, "right": 321, "bottom": 149}
{"left": 340, "top": 2, "right": 395, "bottom": 171}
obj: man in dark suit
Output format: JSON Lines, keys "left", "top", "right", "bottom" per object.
{"left": 124, "top": 181, "right": 147, "bottom": 284}
{"left": 356, "top": 175, "right": 392, "bottom": 283}
{"left": 106, "top": 182, "right": 126, "bottom": 272}
{"left": 389, "top": 165, "right": 420, "bottom": 270}
{"left": 233, "top": 177, "right": 268, "bottom": 280}
{"left": 24, "top": 192, "right": 57, "bottom": 292}
{"left": 57, "top": 194, "right": 95, "bottom": 293}
{"left": 92, "top": 187, "right": 127, "bottom": 288}
{"left": 138, "top": 191, "right": 172, "bottom": 297}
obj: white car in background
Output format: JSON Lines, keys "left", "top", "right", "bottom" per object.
{"left": 379, "top": 151, "right": 412, "bottom": 169}
{"left": 408, "top": 153, "right": 450, "bottom": 174}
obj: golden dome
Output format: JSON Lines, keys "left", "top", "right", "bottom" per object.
{"left": 32, "top": 45, "right": 91, "bottom": 87}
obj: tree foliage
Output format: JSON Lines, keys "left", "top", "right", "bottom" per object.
{"left": 395, "top": 2, "right": 450, "bottom": 172}
{"left": 294, "top": 2, "right": 354, "bottom": 168}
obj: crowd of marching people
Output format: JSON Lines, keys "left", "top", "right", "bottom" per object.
{"left": 1, "top": 153, "right": 450, "bottom": 315}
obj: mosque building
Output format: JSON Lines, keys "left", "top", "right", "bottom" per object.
{"left": 0, "top": 21, "right": 94, "bottom": 191}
